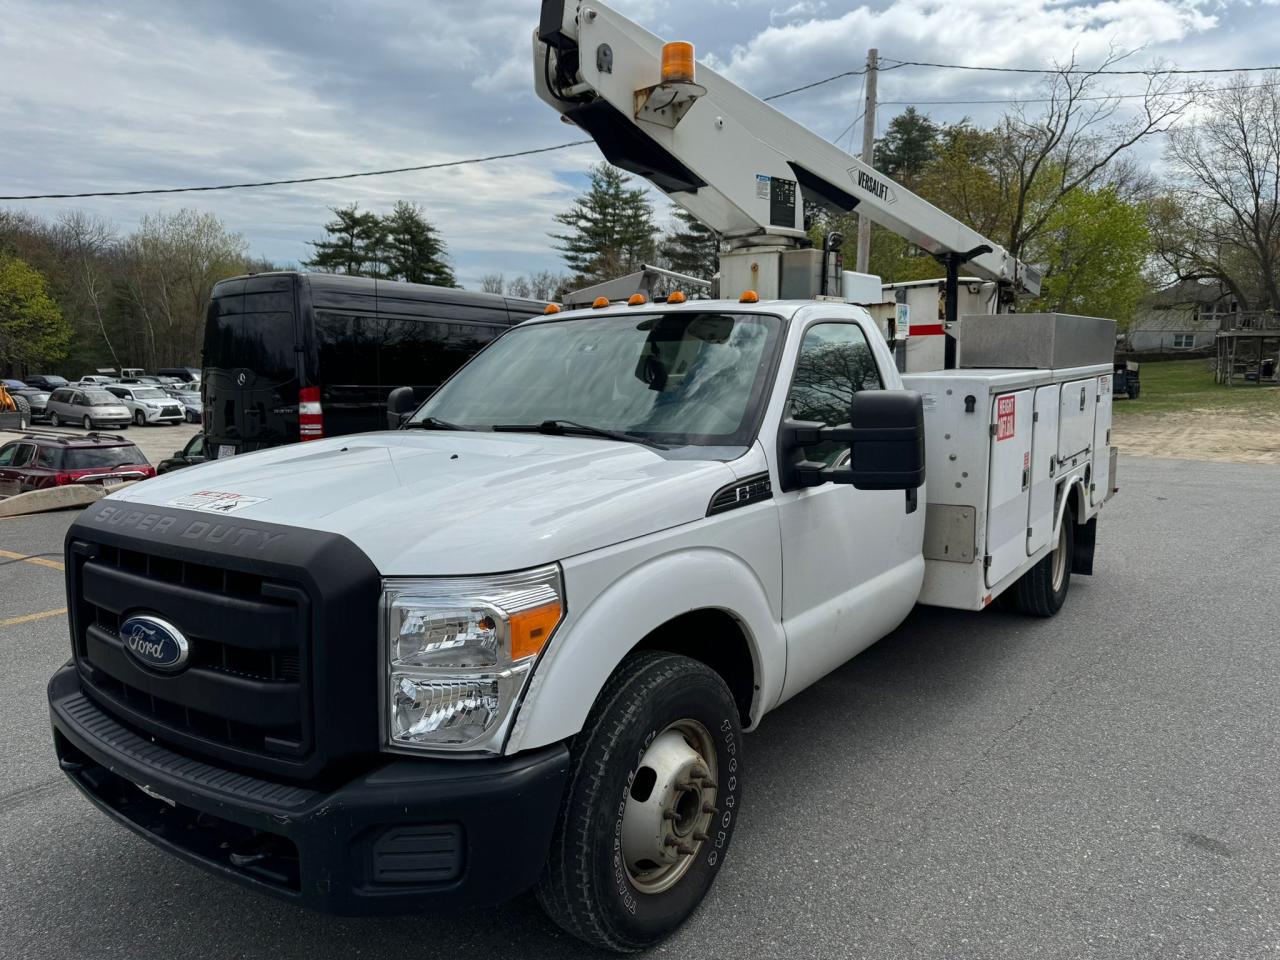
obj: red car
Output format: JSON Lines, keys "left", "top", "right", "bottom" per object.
{"left": 0, "top": 433, "right": 155, "bottom": 495}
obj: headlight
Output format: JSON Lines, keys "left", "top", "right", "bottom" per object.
{"left": 381, "top": 565, "right": 564, "bottom": 754}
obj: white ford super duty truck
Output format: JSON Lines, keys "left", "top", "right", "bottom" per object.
{"left": 49, "top": 294, "right": 1116, "bottom": 951}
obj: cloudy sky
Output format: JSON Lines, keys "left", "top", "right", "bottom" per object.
{"left": 1, "top": 0, "right": 1276, "bottom": 289}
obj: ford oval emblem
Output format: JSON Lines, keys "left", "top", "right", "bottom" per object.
{"left": 120, "top": 615, "right": 190, "bottom": 673}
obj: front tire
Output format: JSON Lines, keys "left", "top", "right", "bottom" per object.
{"left": 1012, "top": 505, "right": 1075, "bottom": 616}
{"left": 49, "top": 412, "right": 60, "bottom": 427}
{"left": 134, "top": 410, "right": 146, "bottom": 426}
{"left": 537, "top": 652, "right": 744, "bottom": 953}
{"left": 83, "top": 415, "right": 93, "bottom": 430}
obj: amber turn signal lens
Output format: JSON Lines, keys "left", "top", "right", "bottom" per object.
{"left": 509, "top": 602, "right": 563, "bottom": 661}
{"left": 628, "top": 294, "right": 648, "bottom": 306}
{"left": 667, "top": 290, "right": 687, "bottom": 304}
{"left": 661, "top": 41, "right": 696, "bottom": 84}
{"left": 593, "top": 296, "right": 611, "bottom": 309}
{"left": 543, "top": 303, "right": 562, "bottom": 314}
{"left": 740, "top": 290, "right": 760, "bottom": 303}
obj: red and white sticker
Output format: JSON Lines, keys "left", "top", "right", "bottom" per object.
{"left": 996, "top": 395, "right": 1017, "bottom": 441}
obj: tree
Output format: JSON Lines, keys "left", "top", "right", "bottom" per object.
{"left": 383, "top": 201, "right": 456, "bottom": 286}
{"left": 526, "top": 270, "right": 571, "bottom": 302}
{"left": 1157, "top": 74, "right": 1280, "bottom": 311}
{"left": 1033, "top": 187, "right": 1151, "bottom": 323}
{"left": 121, "top": 209, "right": 250, "bottom": 368}
{"left": 53, "top": 211, "right": 123, "bottom": 372}
{"left": 305, "top": 204, "right": 386, "bottom": 276}
{"left": 0, "top": 254, "right": 70, "bottom": 374}
{"left": 660, "top": 206, "right": 719, "bottom": 280}
{"left": 875, "top": 107, "right": 940, "bottom": 187}
{"left": 506, "top": 275, "right": 533, "bottom": 298}
{"left": 552, "top": 163, "right": 657, "bottom": 285}
{"left": 480, "top": 273, "right": 505, "bottom": 294}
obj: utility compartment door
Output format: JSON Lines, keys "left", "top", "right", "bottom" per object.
{"left": 986, "top": 390, "right": 1033, "bottom": 587}
{"left": 1027, "top": 384, "right": 1060, "bottom": 555}
{"left": 1091, "top": 373, "right": 1113, "bottom": 507}
{"left": 1057, "top": 378, "right": 1098, "bottom": 465}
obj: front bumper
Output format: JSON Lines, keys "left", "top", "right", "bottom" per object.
{"left": 91, "top": 416, "right": 131, "bottom": 427}
{"left": 143, "top": 408, "right": 184, "bottom": 423}
{"left": 49, "top": 666, "right": 570, "bottom": 914}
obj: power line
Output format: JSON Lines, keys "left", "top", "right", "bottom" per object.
{"left": 1, "top": 65, "right": 872, "bottom": 201}
{"left": 881, "top": 57, "right": 1280, "bottom": 76}
{"left": 878, "top": 79, "right": 1280, "bottom": 107}
{"left": 762, "top": 67, "right": 871, "bottom": 101}
{"left": 0, "top": 141, "right": 596, "bottom": 201}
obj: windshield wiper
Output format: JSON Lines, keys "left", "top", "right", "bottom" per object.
{"left": 403, "top": 417, "right": 472, "bottom": 432}
{"left": 492, "top": 420, "right": 670, "bottom": 450}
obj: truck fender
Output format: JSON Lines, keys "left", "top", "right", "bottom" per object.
{"left": 504, "top": 548, "right": 784, "bottom": 754}
{"left": 1053, "top": 476, "right": 1087, "bottom": 541}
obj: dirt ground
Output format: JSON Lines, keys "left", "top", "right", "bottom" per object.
{"left": 1113, "top": 408, "right": 1280, "bottom": 464}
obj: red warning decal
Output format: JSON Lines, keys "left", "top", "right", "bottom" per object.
{"left": 996, "top": 395, "right": 1017, "bottom": 441}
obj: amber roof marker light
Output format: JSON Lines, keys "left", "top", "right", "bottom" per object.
{"left": 740, "top": 290, "right": 760, "bottom": 303}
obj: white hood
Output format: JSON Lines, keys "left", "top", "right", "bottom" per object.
{"left": 109, "top": 432, "right": 737, "bottom": 575}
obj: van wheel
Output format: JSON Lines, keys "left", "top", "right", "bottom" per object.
{"left": 1012, "top": 505, "right": 1075, "bottom": 616}
{"left": 50, "top": 412, "right": 60, "bottom": 427}
{"left": 83, "top": 415, "right": 93, "bottom": 430}
{"left": 537, "top": 652, "right": 744, "bottom": 953}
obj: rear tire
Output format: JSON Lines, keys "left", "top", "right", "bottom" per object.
{"left": 537, "top": 652, "right": 744, "bottom": 953}
{"left": 1012, "top": 505, "right": 1074, "bottom": 617}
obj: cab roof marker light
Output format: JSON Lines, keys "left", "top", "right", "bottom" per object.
{"left": 740, "top": 290, "right": 760, "bottom": 303}
{"left": 593, "top": 296, "right": 611, "bottom": 309}
{"left": 667, "top": 291, "right": 687, "bottom": 304}
{"left": 544, "top": 303, "right": 562, "bottom": 315}
{"left": 628, "top": 294, "right": 648, "bottom": 306}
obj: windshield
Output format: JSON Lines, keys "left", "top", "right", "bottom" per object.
{"left": 84, "top": 390, "right": 121, "bottom": 407}
{"left": 61, "top": 446, "right": 147, "bottom": 470}
{"left": 414, "top": 312, "right": 782, "bottom": 447}
{"left": 131, "top": 388, "right": 167, "bottom": 400}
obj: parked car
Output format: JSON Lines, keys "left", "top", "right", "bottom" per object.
{"left": 156, "top": 433, "right": 207, "bottom": 474}
{"left": 0, "top": 433, "right": 153, "bottom": 494}
{"left": 156, "top": 367, "right": 201, "bottom": 384}
{"left": 23, "top": 374, "right": 69, "bottom": 391}
{"left": 118, "top": 376, "right": 165, "bottom": 385}
{"left": 203, "top": 271, "right": 548, "bottom": 458}
{"left": 120, "top": 368, "right": 146, "bottom": 379}
{"left": 45, "top": 387, "right": 132, "bottom": 429}
{"left": 172, "top": 390, "right": 202, "bottom": 423}
{"left": 77, "top": 375, "right": 116, "bottom": 386}
{"left": 10, "top": 387, "right": 51, "bottom": 422}
{"left": 2, "top": 378, "right": 28, "bottom": 390}
{"left": 103, "top": 384, "right": 185, "bottom": 426}
{"left": 0, "top": 385, "right": 28, "bottom": 430}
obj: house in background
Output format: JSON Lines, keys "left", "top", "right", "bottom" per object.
{"left": 1126, "top": 279, "right": 1236, "bottom": 352}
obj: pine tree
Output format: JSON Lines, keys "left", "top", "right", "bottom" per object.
{"left": 304, "top": 205, "right": 386, "bottom": 276}
{"left": 552, "top": 163, "right": 657, "bottom": 285}
{"left": 660, "top": 206, "right": 719, "bottom": 280}
{"left": 874, "top": 107, "right": 941, "bottom": 187}
{"left": 383, "top": 200, "right": 457, "bottom": 287}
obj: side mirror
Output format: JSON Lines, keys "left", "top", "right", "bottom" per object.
{"left": 845, "top": 391, "right": 926, "bottom": 491}
{"left": 386, "top": 386, "right": 417, "bottom": 429}
{"left": 779, "top": 390, "right": 926, "bottom": 494}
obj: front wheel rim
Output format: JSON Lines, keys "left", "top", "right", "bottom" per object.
{"left": 1051, "top": 521, "right": 1069, "bottom": 593}
{"left": 620, "top": 718, "right": 719, "bottom": 895}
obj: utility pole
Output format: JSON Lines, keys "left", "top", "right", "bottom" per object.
{"left": 855, "top": 47, "right": 878, "bottom": 273}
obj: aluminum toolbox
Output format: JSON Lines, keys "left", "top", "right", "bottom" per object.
{"left": 958, "top": 313, "right": 1117, "bottom": 369}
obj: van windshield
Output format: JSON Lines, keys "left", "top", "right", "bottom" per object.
{"left": 413, "top": 312, "right": 782, "bottom": 448}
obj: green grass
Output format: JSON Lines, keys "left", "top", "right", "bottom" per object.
{"left": 1113, "top": 359, "right": 1280, "bottom": 416}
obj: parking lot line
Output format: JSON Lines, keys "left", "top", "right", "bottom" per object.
{"left": 0, "top": 549, "right": 64, "bottom": 571}
{"left": 0, "top": 608, "right": 67, "bottom": 628}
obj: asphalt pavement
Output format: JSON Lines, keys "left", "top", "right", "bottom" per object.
{"left": 2, "top": 456, "right": 1278, "bottom": 959}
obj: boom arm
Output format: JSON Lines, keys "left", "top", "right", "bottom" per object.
{"left": 535, "top": 0, "right": 1041, "bottom": 296}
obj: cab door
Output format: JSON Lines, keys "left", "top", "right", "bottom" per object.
{"left": 774, "top": 319, "right": 923, "bottom": 701}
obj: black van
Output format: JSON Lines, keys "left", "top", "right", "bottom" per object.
{"left": 201, "top": 272, "right": 547, "bottom": 458}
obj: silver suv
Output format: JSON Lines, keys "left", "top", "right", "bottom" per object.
{"left": 46, "top": 387, "right": 131, "bottom": 429}
{"left": 104, "top": 384, "right": 185, "bottom": 426}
